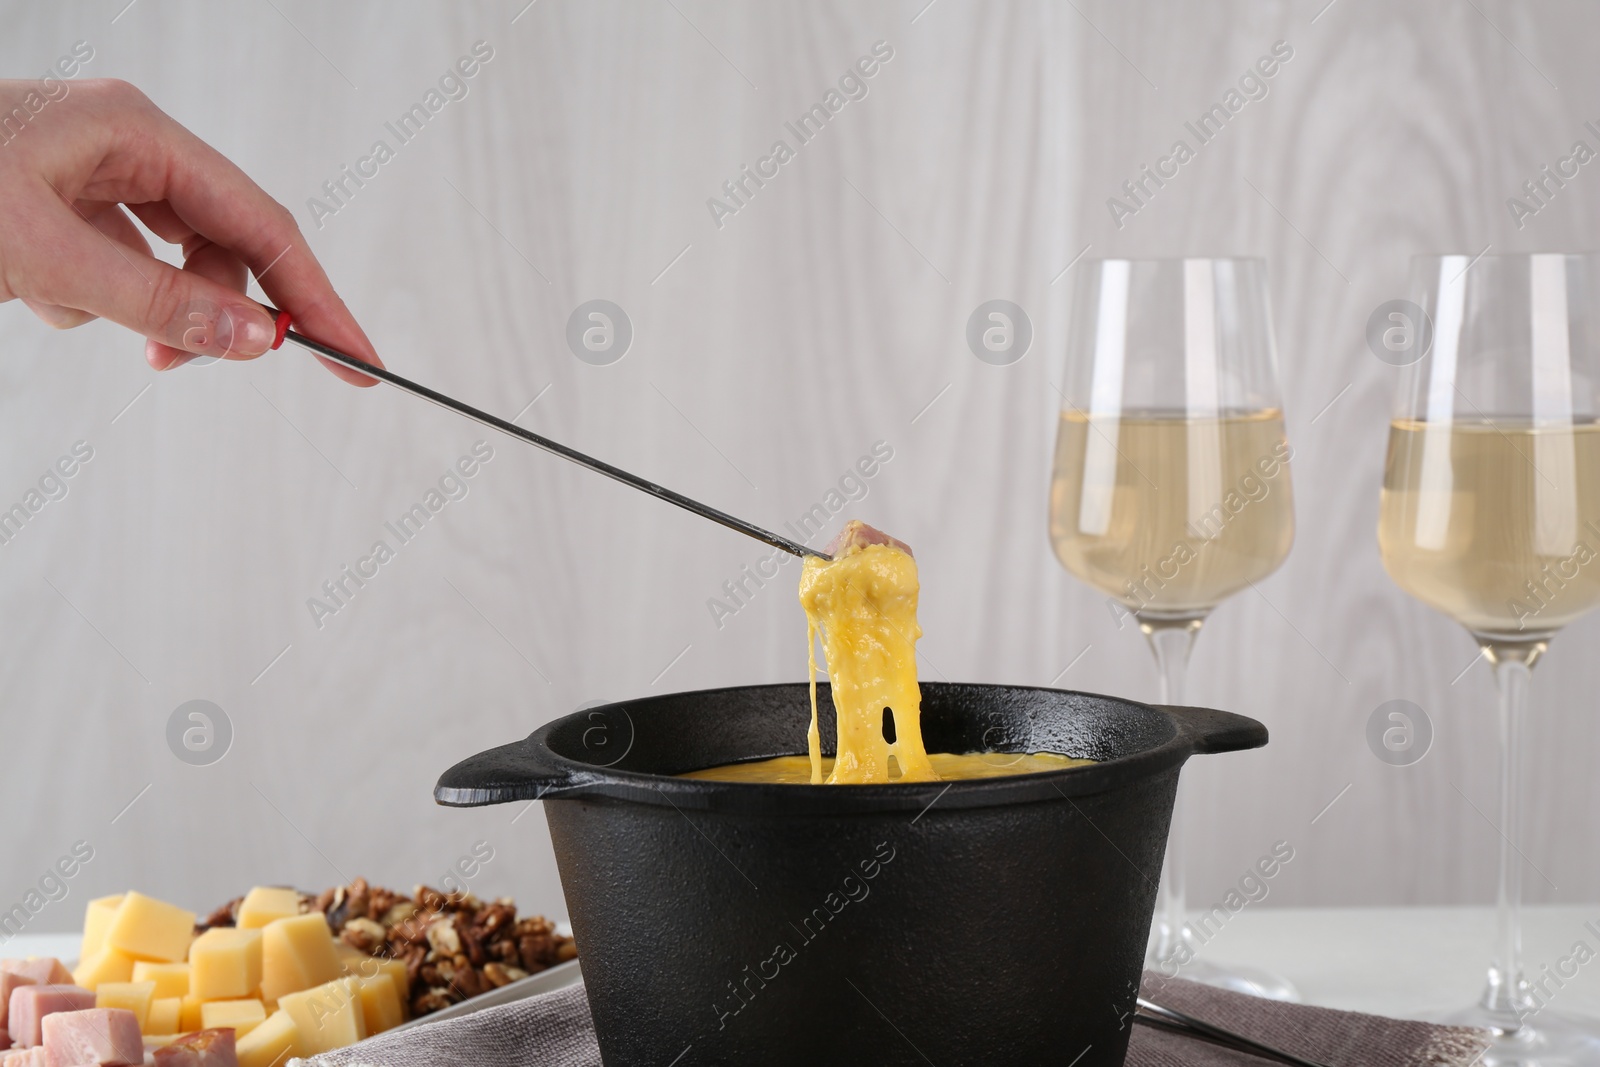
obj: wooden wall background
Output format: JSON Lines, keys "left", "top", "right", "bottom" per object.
{"left": 2, "top": 0, "right": 1598, "bottom": 939}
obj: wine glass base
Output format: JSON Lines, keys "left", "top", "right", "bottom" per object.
{"left": 1433, "top": 1004, "right": 1600, "bottom": 1066}
{"left": 1155, "top": 955, "right": 1301, "bottom": 1002}
{"left": 1147, "top": 920, "right": 1299, "bottom": 1001}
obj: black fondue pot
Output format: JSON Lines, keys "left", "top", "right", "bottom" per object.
{"left": 436, "top": 682, "right": 1267, "bottom": 1067}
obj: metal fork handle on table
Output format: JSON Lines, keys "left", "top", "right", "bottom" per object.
{"left": 1136, "top": 997, "right": 1333, "bottom": 1067}
{"left": 260, "top": 307, "right": 827, "bottom": 561}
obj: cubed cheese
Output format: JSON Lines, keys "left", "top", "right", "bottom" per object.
{"left": 353, "top": 975, "right": 403, "bottom": 1036}
{"left": 145, "top": 997, "right": 182, "bottom": 1036}
{"left": 258, "top": 916, "right": 339, "bottom": 1003}
{"left": 129, "top": 963, "right": 188, "bottom": 1001}
{"left": 235, "top": 889, "right": 301, "bottom": 932}
{"left": 372, "top": 958, "right": 410, "bottom": 1018}
{"left": 7, "top": 985, "right": 94, "bottom": 1047}
{"left": 199, "top": 998, "right": 265, "bottom": 1039}
{"left": 189, "top": 928, "right": 262, "bottom": 1001}
{"left": 331, "top": 943, "right": 367, "bottom": 972}
{"left": 71, "top": 948, "right": 136, "bottom": 991}
{"left": 234, "top": 1009, "right": 300, "bottom": 1067}
{"left": 80, "top": 896, "right": 124, "bottom": 961}
{"left": 338, "top": 955, "right": 408, "bottom": 1020}
{"left": 40, "top": 1007, "right": 143, "bottom": 1066}
{"left": 178, "top": 995, "right": 204, "bottom": 1034}
{"left": 94, "top": 981, "right": 156, "bottom": 1029}
{"left": 277, "top": 978, "right": 364, "bottom": 1054}
{"left": 104, "top": 893, "right": 195, "bottom": 964}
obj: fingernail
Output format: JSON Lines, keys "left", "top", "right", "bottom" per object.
{"left": 216, "top": 306, "right": 276, "bottom": 356}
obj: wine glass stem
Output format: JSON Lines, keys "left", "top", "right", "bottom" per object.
{"left": 1482, "top": 649, "right": 1534, "bottom": 1025}
{"left": 1145, "top": 621, "right": 1200, "bottom": 966}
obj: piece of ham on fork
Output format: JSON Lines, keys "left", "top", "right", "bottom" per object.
{"left": 822, "top": 519, "right": 913, "bottom": 559}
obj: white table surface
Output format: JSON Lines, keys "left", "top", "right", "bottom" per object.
{"left": 1170, "top": 905, "right": 1600, "bottom": 1019}
{"left": 11, "top": 906, "right": 1600, "bottom": 1020}
{"left": 5, "top": 933, "right": 80, "bottom": 968}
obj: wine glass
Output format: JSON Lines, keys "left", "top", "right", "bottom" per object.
{"left": 1379, "top": 252, "right": 1600, "bottom": 1064}
{"left": 1050, "top": 257, "right": 1299, "bottom": 1000}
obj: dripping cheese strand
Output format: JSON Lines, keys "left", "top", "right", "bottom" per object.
{"left": 806, "top": 617, "right": 822, "bottom": 783}
{"left": 799, "top": 524, "right": 937, "bottom": 785}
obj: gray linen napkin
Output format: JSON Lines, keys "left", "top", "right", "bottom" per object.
{"left": 1130, "top": 972, "right": 1492, "bottom": 1066}
{"left": 297, "top": 973, "right": 1489, "bottom": 1067}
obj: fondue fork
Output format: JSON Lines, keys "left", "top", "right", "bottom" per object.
{"left": 260, "top": 307, "right": 828, "bottom": 561}
{"left": 1135, "top": 998, "right": 1333, "bottom": 1067}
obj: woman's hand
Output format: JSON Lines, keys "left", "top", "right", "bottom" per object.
{"left": 0, "top": 77, "right": 381, "bottom": 384}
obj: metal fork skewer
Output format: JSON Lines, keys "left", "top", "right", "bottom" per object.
{"left": 1136, "top": 997, "right": 1333, "bottom": 1067}
{"left": 267, "top": 309, "right": 827, "bottom": 561}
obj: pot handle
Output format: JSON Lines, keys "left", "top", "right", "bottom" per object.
{"left": 1157, "top": 704, "right": 1269, "bottom": 756}
{"left": 434, "top": 732, "right": 601, "bottom": 807}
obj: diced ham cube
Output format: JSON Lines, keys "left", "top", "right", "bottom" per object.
{"left": 7, "top": 985, "right": 94, "bottom": 1048}
{"left": 41, "top": 1008, "right": 143, "bottom": 1066}
{"left": 151, "top": 1029, "right": 237, "bottom": 1067}
{"left": 823, "top": 519, "right": 913, "bottom": 559}
{"left": 0, "top": 963, "right": 70, "bottom": 989}
{"left": 0, "top": 959, "right": 69, "bottom": 1040}
{"left": 0, "top": 971, "right": 33, "bottom": 1035}
{"left": 1, "top": 1046, "right": 50, "bottom": 1066}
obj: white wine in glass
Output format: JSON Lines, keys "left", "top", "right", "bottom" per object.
{"left": 1050, "top": 257, "right": 1298, "bottom": 1000}
{"left": 1378, "top": 252, "right": 1600, "bottom": 1066}
{"left": 1381, "top": 418, "right": 1600, "bottom": 638}
{"left": 1052, "top": 408, "right": 1295, "bottom": 617}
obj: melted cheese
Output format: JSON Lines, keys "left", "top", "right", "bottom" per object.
{"left": 685, "top": 751, "right": 1095, "bottom": 784}
{"left": 798, "top": 539, "right": 936, "bottom": 784}
{"left": 684, "top": 523, "right": 1094, "bottom": 785}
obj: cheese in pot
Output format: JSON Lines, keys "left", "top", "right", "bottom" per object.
{"left": 685, "top": 751, "right": 1094, "bottom": 784}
